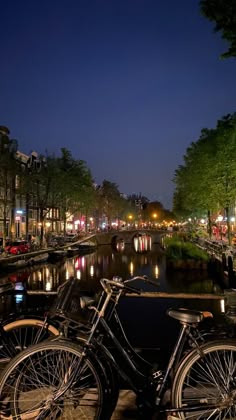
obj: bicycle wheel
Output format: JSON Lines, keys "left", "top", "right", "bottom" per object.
{"left": 75, "top": 334, "right": 120, "bottom": 417}
{"left": 0, "top": 318, "right": 59, "bottom": 368}
{"left": 171, "top": 340, "right": 236, "bottom": 419}
{"left": 0, "top": 340, "right": 107, "bottom": 419}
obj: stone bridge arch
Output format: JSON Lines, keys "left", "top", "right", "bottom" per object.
{"left": 92, "top": 230, "right": 165, "bottom": 246}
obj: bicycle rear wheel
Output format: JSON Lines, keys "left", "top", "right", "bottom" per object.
{"left": 171, "top": 340, "right": 236, "bottom": 419}
{"left": 0, "top": 318, "right": 59, "bottom": 369}
{"left": 0, "top": 340, "right": 106, "bottom": 419}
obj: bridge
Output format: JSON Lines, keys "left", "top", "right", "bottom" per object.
{"left": 85, "top": 229, "right": 166, "bottom": 246}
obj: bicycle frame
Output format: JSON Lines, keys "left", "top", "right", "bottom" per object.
{"left": 1, "top": 277, "right": 232, "bottom": 419}
{"left": 78, "top": 278, "right": 208, "bottom": 411}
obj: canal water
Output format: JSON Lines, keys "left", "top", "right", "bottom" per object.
{"left": 0, "top": 239, "right": 228, "bottom": 364}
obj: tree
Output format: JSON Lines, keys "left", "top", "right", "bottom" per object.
{"left": 0, "top": 127, "right": 18, "bottom": 246}
{"left": 55, "top": 148, "right": 95, "bottom": 234}
{"left": 97, "top": 180, "right": 124, "bottom": 228}
{"left": 173, "top": 113, "right": 236, "bottom": 242}
{"left": 212, "top": 114, "right": 236, "bottom": 242}
{"left": 200, "top": 0, "right": 236, "bottom": 58}
{"left": 174, "top": 127, "right": 220, "bottom": 232}
{"left": 142, "top": 201, "right": 164, "bottom": 224}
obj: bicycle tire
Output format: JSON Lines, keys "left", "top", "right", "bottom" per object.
{"left": 71, "top": 330, "right": 120, "bottom": 417}
{"left": 0, "top": 318, "right": 59, "bottom": 368}
{"left": 171, "top": 339, "right": 236, "bottom": 419}
{"left": 0, "top": 340, "right": 109, "bottom": 419}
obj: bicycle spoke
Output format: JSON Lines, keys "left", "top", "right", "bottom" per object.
{"left": 0, "top": 343, "right": 103, "bottom": 419}
{"left": 173, "top": 342, "right": 236, "bottom": 419}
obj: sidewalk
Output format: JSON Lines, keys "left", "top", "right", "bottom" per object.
{"left": 111, "top": 390, "right": 137, "bottom": 419}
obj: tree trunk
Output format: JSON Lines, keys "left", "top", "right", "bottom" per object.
{"left": 207, "top": 209, "right": 212, "bottom": 238}
{"left": 63, "top": 211, "right": 67, "bottom": 235}
{"left": 25, "top": 192, "right": 29, "bottom": 241}
{"left": 85, "top": 209, "right": 88, "bottom": 233}
{"left": 3, "top": 205, "right": 7, "bottom": 248}
{"left": 10, "top": 176, "right": 16, "bottom": 239}
{"left": 39, "top": 209, "right": 45, "bottom": 247}
{"left": 225, "top": 206, "right": 231, "bottom": 244}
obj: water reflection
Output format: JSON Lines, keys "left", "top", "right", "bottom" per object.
{"left": 154, "top": 264, "right": 159, "bottom": 279}
{"left": 115, "top": 239, "right": 125, "bottom": 252}
{"left": 0, "top": 242, "right": 222, "bottom": 299}
{"left": 134, "top": 234, "right": 152, "bottom": 252}
{"left": 0, "top": 242, "right": 227, "bottom": 354}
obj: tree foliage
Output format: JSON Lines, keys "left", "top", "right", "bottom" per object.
{"left": 200, "top": 0, "right": 236, "bottom": 58}
{"left": 96, "top": 180, "right": 126, "bottom": 226}
{"left": 173, "top": 113, "right": 236, "bottom": 241}
{"left": 54, "top": 148, "right": 94, "bottom": 233}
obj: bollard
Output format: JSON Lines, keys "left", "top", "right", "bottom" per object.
{"left": 224, "top": 289, "right": 236, "bottom": 323}
{"left": 222, "top": 253, "right": 227, "bottom": 270}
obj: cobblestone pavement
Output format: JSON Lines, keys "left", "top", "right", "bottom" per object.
{"left": 111, "top": 390, "right": 137, "bottom": 419}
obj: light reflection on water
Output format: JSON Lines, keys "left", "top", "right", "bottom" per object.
{"left": 16, "top": 244, "right": 221, "bottom": 296}
{"left": 0, "top": 240, "right": 224, "bottom": 296}
{"left": 0, "top": 237, "right": 227, "bottom": 353}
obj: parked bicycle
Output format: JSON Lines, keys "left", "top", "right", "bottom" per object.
{"left": 0, "top": 276, "right": 236, "bottom": 419}
{"left": 0, "top": 283, "right": 60, "bottom": 369}
{"left": 0, "top": 279, "right": 97, "bottom": 368}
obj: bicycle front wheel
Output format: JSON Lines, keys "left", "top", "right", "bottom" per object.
{"left": 172, "top": 340, "right": 236, "bottom": 419}
{"left": 0, "top": 340, "right": 104, "bottom": 419}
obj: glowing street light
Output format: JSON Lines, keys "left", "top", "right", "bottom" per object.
{"left": 127, "top": 214, "right": 133, "bottom": 227}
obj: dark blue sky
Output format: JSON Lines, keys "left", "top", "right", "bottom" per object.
{"left": 1, "top": 0, "right": 236, "bottom": 209}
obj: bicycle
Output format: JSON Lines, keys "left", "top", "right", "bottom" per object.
{"left": 0, "top": 276, "right": 235, "bottom": 419}
{"left": 0, "top": 279, "right": 107, "bottom": 370}
{"left": 0, "top": 276, "right": 102, "bottom": 372}
{"left": 0, "top": 282, "right": 60, "bottom": 369}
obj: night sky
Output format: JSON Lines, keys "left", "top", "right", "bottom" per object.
{"left": 1, "top": 1, "right": 236, "bottom": 209}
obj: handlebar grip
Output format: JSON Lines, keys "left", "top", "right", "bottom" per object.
{"left": 144, "top": 278, "right": 159, "bottom": 288}
{"left": 124, "top": 275, "right": 159, "bottom": 289}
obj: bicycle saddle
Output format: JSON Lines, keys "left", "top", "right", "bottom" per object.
{"left": 167, "top": 308, "right": 213, "bottom": 324}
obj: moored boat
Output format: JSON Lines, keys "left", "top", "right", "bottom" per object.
{"left": 28, "top": 253, "right": 49, "bottom": 265}
{"left": 66, "top": 247, "right": 80, "bottom": 257}
{"left": 78, "top": 241, "right": 97, "bottom": 254}
{"left": 48, "top": 250, "right": 67, "bottom": 262}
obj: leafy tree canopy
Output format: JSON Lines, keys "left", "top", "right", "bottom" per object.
{"left": 173, "top": 113, "right": 236, "bottom": 226}
{"left": 200, "top": 0, "right": 236, "bottom": 57}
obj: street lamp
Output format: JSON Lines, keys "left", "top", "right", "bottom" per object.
{"left": 152, "top": 213, "right": 157, "bottom": 228}
{"left": 126, "top": 214, "right": 133, "bottom": 229}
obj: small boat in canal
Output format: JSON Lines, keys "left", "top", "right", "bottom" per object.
{"left": 2, "top": 252, "right": 49, "bottom": 272}
{"left": 77, "top": 241, "right": 97, "bottom": 254}
{"left": 66, "top": 247, "right": 80, "bottom": 257}
{"left": 47, "top": 250, "right": 67, "bottom": 262}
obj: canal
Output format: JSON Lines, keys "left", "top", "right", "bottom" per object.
{"left": 0, "top": 240, "right": 229, "bottom": 365}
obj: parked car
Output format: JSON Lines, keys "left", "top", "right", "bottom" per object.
{"left": 5, "top": 240, "right": 30, "bottom": 255}
{"left": 47, "top": 235, "right": 65, "bottom": 248}
{"left": 64, "top": 233, "right": 78, "bottom": 243}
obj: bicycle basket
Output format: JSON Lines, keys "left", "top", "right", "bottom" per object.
{"left": 50, "top": 277, "right": 93, "bottom": 322}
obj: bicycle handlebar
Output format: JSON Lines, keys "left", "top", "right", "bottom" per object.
{"left": 100, "top": 275, "right": 157, "bottom": 295}
{"left": 124, "top": 275, "right": 159, "bottom": 288}
{"left": 100, "top": 278, "right": 141, "bottom": 295}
